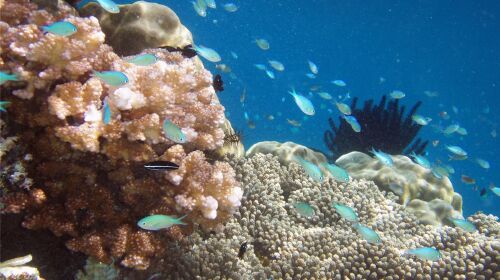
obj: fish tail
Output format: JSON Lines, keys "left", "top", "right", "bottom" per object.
{"left": 176, "top": 214, "right": 188, "bottom": 224}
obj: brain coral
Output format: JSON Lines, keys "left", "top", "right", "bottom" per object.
{"left": 131, "top": 153, "right": 498, "bottom": 280}
{"left": 336, "top": 151, "right": 463, "bottom": 225}
{"left": 1, "top": 0, "right": 240, "bottom": 270}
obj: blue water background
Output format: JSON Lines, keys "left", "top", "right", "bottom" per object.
{"left": 87, "top": 0, "right": 500, "bottom": 217}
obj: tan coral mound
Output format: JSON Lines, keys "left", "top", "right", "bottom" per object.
{"left": 1, "top": 0, "right": 240, "bottom": 270}
{"left": 80, "top": 0, "right": 193, "bottom": 56}
{"left": 138, "top": 154, "right": 498, "bottom": 280}
{"left": 336, "top": 151, "right": 463, "bottom": 225}
{"left": 246, "top": 141, "right": 330, "bottom": 173}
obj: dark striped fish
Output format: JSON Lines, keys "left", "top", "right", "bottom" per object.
{"left": 144, "top": 161, "right": 179, "bottom": 171}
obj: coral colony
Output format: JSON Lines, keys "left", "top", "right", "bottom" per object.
{"left": 0, "top": 0, "right": 498, "bottom": 279}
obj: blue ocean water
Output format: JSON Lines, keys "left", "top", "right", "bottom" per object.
{"left": 110, "top": 0, "right": 499, "bottom": 217}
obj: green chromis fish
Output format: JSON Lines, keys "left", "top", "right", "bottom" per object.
{"left": 125, "top": 54, "right": 158, "bottom": 66}
{"left": 343, "top": 115, "right": 361, "bottom": 132}
{"left": 409, "top": 152, "right": 431, "bottom": 169}
{"left": 254, "top": 64, "right": 267, "bottom": 70}
{"left": 96, "top": 0, "right": 120, "bottom": 13}
{"left": 265, "top": 69, "right": 275, "bottom": 79}
{"left": 268, "top": 60, "right": 284, "bottom": 71}
{"left": 317, "top": 91, "right": 332, "bottom": 100}
{"left": 102, "top": 100, "right": 111, "bottom": 124}
{"left": 223, "top": 3, "right": 238, "bottom": 12}
{"left": 163, "top": 119, "right": 186, "bottom": 143}
{"left": 389, "top": 90, "right": 405, "bottom": 99}
{"left": 255, "top": 38, "right": 269, "bottom": 50}
{"left": 448, "top": 217, "right": 477, "bottom": 232}
{"left": 321, "top": 163, "right": 349, "bottom": 183}
{"left": 353, "top": 223, "right": 381, "bottom": 244}
{"left": 443, "top": 124, "right": 460, "bottom": 135}
{"left": 294, "top": 157, "right": 323, "bottom": 182}
{"left": 293, "top": 202, "right": 315, "bottom": 218}
{"left": 137, "top": 214, "right": 187, "bottom": 231}
{"left": 411, "top": 114, "right": 432, "bottom": 125}
{"left": 371, "top": 148, "right": 393, "bottom": 166}
{"left": 0, "top": 101, "right": 11, "bottom": 112}
{"left": 42, "top": 21, "right": 77, "bottom": 36}
{"left": 445, "top": 145, "right": 467, "bottom": 157}
{"left": 331, "top": 79, "right": 346, "bottom": 87}
{"left": 431, "top": 166, "right": 449, "bottom": 179}
{"left": 402, "top": 247, "right": 441, "bottom": 262}
{"left": 205, "top": 0, "right": 216, "bottom": 9}
{"left": 0, "top": 71, "right": 18, "bottom": 85}
{"left": 192, "top": 0, "right": 207, "bottom": 17}
{"left": 476, "top": 158, "right": 490, "bottom": 169}
{"left": 307, "top": 60, "right": 318, "bottom": 74}
{"left": 92, "top": 70, "right": 128, "bottom": 87}
{"left": 491, "top": 187, "right": 500, "bottom": 196}
{"left": 332, "top": 202, "right": 358, "bottom": 222}
{"left": 289, "top": 88, "right": 315, "bottom": 116}
{"left": 456, "top": 127, "right": 467, "bottom": 136}
{"left": 335, "top": 101, "right": 352, "bottom": 115}
{"left": 192, "top": 45, "right": 221, "bottom": 62}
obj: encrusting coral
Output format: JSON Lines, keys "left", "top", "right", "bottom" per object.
{"left": 80, "top": 1, "right": 193, "bottom": 56}
{"left": 135, "top": 153, "right": 498, "bottom": 280}
{"left": 1, "top": 0, "right": 241, "bottom": 270}
{"left": 336, "top": 151, "right": 463, "bottom": 226}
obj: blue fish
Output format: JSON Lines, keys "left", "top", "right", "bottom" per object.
{"left": 410, "top": 152, "right": 431, "bottom": 169}
{"left": 447, "top": 217, "right": 477, "bottom": 232}
{"left": 332, "top": 202, "right": 358, "bottom": 222}
{"left": 92, "top": 70, "right": 128, "bottom": 87}
{"left": 371, "top": 148, "right": 393, "bottom": 166}
{"left": 163, "top": 119, "right": 186, "bottom": 143}
{"left": 102, "top": 100, "right": 111, "bottom": 124}
{"left": 403, "top": 247, "right": 441, "bottom": 262}
{"left": 42, "top": 21, "right": 77, "bottom": 36}
{"left": 353, "top": 223, "right": 381, "bottom": 244}
{"left": 321, "top": 163, "right": 349, "bottom": 183}
{"left": 343, "top": 115, "right": 361, "bottom": 132}
{"left": 289, "top": 88, "right": 315, "bottom": 116}
{"left": 96, "top": 0, "right": 120, "bottom": 13}
{"left": 126, "top": 54, "right": 158, "bottom": 66}
{"left": 138, "top": 214, "right": 187, "bottom": 231}
{"left": 294, "top": 157, "right": 323, "bottom": 182}
{"left": 0, "top": 71, "right": 19, "bottom": 85}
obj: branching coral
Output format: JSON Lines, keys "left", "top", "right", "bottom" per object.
{"left": 0, "top": 0, "right": 240, "bottom": 270}
{"left": 133, "top": 153, "right": 499, "bottom": 279}
{"left": 324, "top": 95, "right": 428, "bottom": 160}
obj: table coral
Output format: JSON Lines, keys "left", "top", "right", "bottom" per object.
{"left": 336, "top": 151, "right": 463, "bottom": 225}
{"left": 138, "top": 153, "right": 499, "bottom": 279}
{"left": 0, "top": 0, "right": 239, "bottom": 270}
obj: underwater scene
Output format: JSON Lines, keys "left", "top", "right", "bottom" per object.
{"left": 0, "top": 0, "right": 499, "bottom": 279}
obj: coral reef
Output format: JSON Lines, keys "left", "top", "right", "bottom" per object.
{"left": 136, "top": 154, "right": 499, "bottom": 279}
{"left": 74, "top": 258, "right": 119, "bottom": 280}
{"left": 246, "top": 140, "right": 330, "bottom": 174}
{"left": 336, "top": 151, "right": 462, "bottom": 225}
{"left": 324, "top": 95, "right": 428, "bottom": 160}
{"left": 80, "top": 1, "right": 193, "bottom": 56}
{"left": 1, "top": 0, "right": 240, "bottom": 270}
